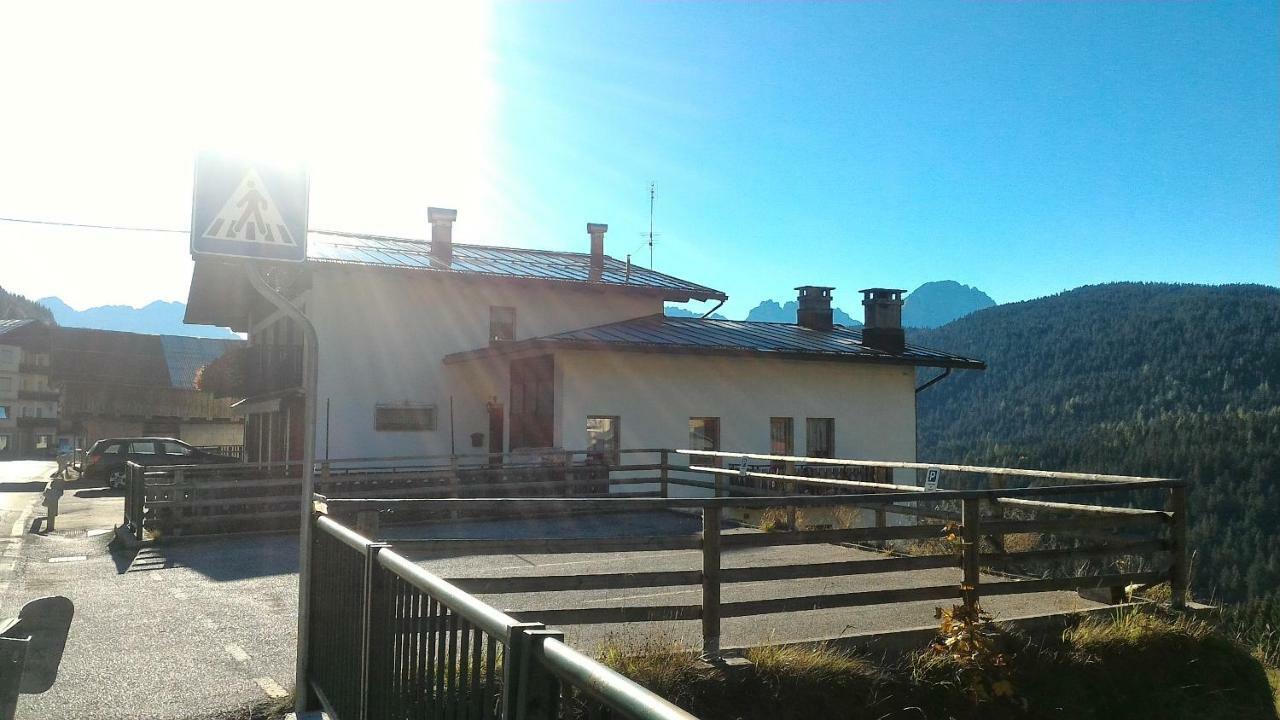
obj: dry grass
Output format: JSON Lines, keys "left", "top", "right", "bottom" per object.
{"left": 597, "top": 608, "right": 1279, "bottom": 720}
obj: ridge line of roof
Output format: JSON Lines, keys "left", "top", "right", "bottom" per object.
{"left": 311, "top": 230, "right": 598, "bottom": 259}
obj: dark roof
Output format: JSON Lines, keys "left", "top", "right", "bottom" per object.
{"left": 159, "top": 335, "right": 245, "bottom": 389}
{"left": 50, "top": 327, "right": 243, "bottom": 388}
{"left": 444, "top": 314, "right": 986, "bottom": 370}
{"left": 0, "top": 319, "right": 35, "bottom": 335}
{"left": 307, "top": 231, "right": 725, "bottom": 302}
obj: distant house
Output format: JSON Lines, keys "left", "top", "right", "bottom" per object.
{"left": 0, "top": 319, "right": 58, "bottom": 458}
{"left": 49, "top": 328, "right": 245, "bottom": 451}
{"left": 184, "top": 209, "right": 983, "bottom": 482}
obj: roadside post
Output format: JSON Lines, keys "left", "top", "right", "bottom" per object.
{"left": 190, "top": 151, "right": 314, "bottom": 713}
{"left": 41, "top": 476, "right": 64, "bottom": 532}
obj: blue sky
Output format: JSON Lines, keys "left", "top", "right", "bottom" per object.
{"left": 493, "top": 1, "right": 1279, "bottom": 317}
{"left": 0, "top": 1, "right": 1275, "bottom": 319}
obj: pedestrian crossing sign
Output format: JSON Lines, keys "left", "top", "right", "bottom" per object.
{"left": 190, "top": 153, "right": 309, "bottom": 262}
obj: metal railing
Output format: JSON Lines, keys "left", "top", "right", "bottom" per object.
{"left": 306, "top": 512, "right": 699, "bottom": 720}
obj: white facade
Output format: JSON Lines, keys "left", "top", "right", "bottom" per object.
{"left": 305, "top": 265, "right": 661, "bottom": 460}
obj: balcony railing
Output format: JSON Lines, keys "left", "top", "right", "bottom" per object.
{"left": 16, "top": 416, "right": 57, "bottom": 427}
{"left": 246, "top": 345, "right": 303, "bottom": 397}
{"left": 17, "top": 389, "right": 59, "bottom": 401}
{"left": 18, "top": 362, "right": 50, "bottom": 374}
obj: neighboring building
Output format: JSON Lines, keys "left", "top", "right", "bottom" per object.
{"left": 50, "top": 328, "right": 245, "bottom": 451}
{"left": 0, "top": 319, "right": 58, "bottom": 458}
{"left": 185, "top": 209, "right": 984, "bottom": 481}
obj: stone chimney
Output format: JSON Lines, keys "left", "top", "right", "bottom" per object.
{"left": 796, "top": 286, "right": 835, "bottom": 331}
{"left": 587, "top": 223, "right": 607, "bottom": 280}
{"left": 860, "top": 288, "right": 906, "bottom": 353}
{"left": 428, "top": 207, "right": 457, "bottom": 264}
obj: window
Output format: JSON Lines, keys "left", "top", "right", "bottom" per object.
{"left": 0, "top": 406, "right": 7, "bottom": 419}
{"left": 101, "top": 443, "right": 124, "bottom": 455}
{"left": 35, "top": 434, "right": 52, "bottom": 450}
{"left": 162, "top": 441, "right": 194, "bottom": 457}
{"left": 128, "top": 441, "right": 157, "bottom": 455}
{"left": 689, "top": 417, "right": 720, "bottom": 466}
{"left": 806, "top": 418, "right": 835, "bottom": 458}
{"left": 586, "top": 416, "right": 621, "bottom": 465}
{"left": 769, "top": 417, "right": 794, "bottom": 471}
{"left": 490, "top": 306, "right": 516, "bottom": 343}
{"left": 375, "top": 403, "right": 437, "bottom": 432}
{"left": 21, "top": 406, "right": 29, "bottom": 417}
{"left": 0, "top": 435, "right": 8, "bottom": 453}
{"left": 0, "top": 377, "right": 9, "bottom": 392}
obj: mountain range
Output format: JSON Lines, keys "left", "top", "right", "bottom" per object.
{"left": 911, "top": 282, "right": 1280, "bottom": 612}
{"left": 37, "top": 297, "right": 239, "bottom": 339}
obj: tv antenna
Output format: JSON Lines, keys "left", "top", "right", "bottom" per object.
{"left": 638, "top": 182, "right": 661, "bottom": 269}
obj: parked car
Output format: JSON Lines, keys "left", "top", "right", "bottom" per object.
{"left": 81, "top": 438, "right": 241, "bottom": 488}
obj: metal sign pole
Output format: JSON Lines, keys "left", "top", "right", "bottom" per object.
{"left": 246, "top": 266, "right": 318, "bottom": 714}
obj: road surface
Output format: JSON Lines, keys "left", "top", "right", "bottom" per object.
{"left": 0, "top": 460, "right": 51, "bottom": 613}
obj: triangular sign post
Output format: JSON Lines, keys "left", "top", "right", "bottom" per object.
{"left": 191, "top": 154, "right": 309, "bottom": 262}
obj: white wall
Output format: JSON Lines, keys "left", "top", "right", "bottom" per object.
{"left": 555, "top": 350, "right": 919, "bottom": 487}
{"left": 309, "top": 266, "right": 662, "bottom": 460}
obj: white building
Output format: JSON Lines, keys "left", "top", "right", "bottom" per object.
{"left": 184, "top": 210, "right": 984, "bottom": 476}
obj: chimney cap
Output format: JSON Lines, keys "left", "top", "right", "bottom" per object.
{"left": 587, "top": 222, "right": 608, "bottom": 234}
{"left": 795, "top": 285, "right": 836, "bottom": 292}
{"left": 859, "top": 287, "right": 905, "bottom": 297}
{"left": 428, "top": 207, "right": 458, "bottom": 224}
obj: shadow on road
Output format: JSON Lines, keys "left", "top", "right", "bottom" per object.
{"left": 0, "top": 481, "right": 47, "bottom": 492}
{"left": 126, "top": 534, "right": 300, "bottom": 581}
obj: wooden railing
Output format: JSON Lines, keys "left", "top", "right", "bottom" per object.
{"left": 122, "top": 449, "right": 674, "bottom": 538}
{"left": 120, "top": 448, "right": 1189, "bottom": 628}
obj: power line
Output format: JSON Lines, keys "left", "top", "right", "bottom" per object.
{"left": 0, "top": 216, "right": 188, "bottom": 234}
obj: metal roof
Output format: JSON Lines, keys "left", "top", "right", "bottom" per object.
{"left": 444, "top": 315, "right": 986, "bottom": 370}
{"left": 0, "top": 318, "right": 36, "bottom": 336}
{"left": 159, "top": 335, "right": 245, "bottom": 389}
{"left": 307, "top": 231, "right": 726, "bottom": 302}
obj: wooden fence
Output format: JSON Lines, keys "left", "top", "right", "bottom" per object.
{"left": 316, "top": 449, "right": 1186, "bottom": 656}
{"left": 122, "top": 449, "right": 679, "bottom": 538}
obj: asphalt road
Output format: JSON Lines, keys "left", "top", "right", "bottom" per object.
{"left": 0, "top": 460, "right": 53, "bottom": 614}
{"left": 4, "top": 496, "right": 1103, "bottom": 720}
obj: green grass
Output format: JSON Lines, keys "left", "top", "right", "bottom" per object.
{"left": 595, "top": 608, "right": 1280, "bottom": 720}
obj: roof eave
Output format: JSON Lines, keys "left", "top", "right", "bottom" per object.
{"left": 309, "top": 257, "right": 727, "bottom": 303}
{"left": 444, "top": 338, "right": 985, "bottom": 370}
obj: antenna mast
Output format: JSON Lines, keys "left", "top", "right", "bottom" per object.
{"left": 648, "top": 182, "right": 656, "bottom": 269}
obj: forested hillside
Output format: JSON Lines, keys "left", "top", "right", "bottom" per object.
{"left": 911, "top": 283, "right": 1280, "bottom": 607}
{"left": 0, "top": 286, "right": 55, "bottom": 322}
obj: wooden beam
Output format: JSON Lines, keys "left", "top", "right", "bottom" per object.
{"left": 719, "top": 584, "right": 960, "bottom": 618}
{"left": 446, "top": 570, "right": 704, "bottom": 594}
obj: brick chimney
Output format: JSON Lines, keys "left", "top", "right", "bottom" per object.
{"left": 860, "top": 288, "right": 905, "bottom": 352}
{"left": 429, "top": 207, "right": 457, "bottom": 264}
{"left": 796, "top": 286, "right": 835, "bottom": 331}
{"left": 587, "top": 223, "right": 607, "bottom": 280}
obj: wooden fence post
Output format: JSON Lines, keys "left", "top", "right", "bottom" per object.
{"left": 701, "top": 505, "right": 722, "bottom": 658}
{"left": 961, "top": 498, "right": 981, "bottom": 614}
{"left": 1169, "top": 484, "right": 1189, "bottom": 610}
{"left": 659, "top": 450, "right": 669, "bottom": 499}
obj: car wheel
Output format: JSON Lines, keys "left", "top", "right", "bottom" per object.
{"left": 108, "top": 468, "right": 127, "bottom": 490}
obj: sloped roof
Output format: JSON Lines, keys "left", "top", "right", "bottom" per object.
{"left": 187, "top": 230, "right": 726, "bottom": 329}
{"left": 50, "top": 327, "right": 243, "bottom": 388}
{"left": 0, "top": 319, "right": 35, "bottom": 335}
{"left": 159, "top": 335, "right": 244, "bottom": 389}
{"left": 444, "top": 314, "right": 986, "bottom": 370}
{"left": 307, "top": 231, "right": 725, "bottom": 301}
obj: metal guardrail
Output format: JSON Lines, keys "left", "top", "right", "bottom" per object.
{"left": 307, "top": 513, "right": 699, "bottom": 720}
